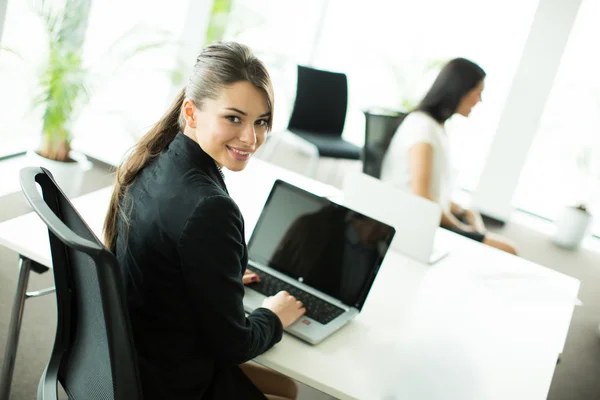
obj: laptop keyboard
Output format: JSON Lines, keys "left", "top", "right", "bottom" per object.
{"left": 246, "top": 268, "right": 346, "bottom": 325}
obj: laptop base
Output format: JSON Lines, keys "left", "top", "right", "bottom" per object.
{"left": 244, "top": 287, "right": 358, "bottom": 345}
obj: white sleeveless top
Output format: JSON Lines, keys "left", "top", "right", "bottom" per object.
{"left": 380, "top": 111, "right": 454, "bottom": 211}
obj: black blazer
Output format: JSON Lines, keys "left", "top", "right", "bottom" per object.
{"left": 115, "top": 132, "right": 282, "bottom": 400}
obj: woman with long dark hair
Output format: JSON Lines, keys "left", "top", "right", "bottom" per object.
{"left": 381, "top": 58, "right": 518, "bottom": 255}
{"left": 104, "top": 42, "right": 304, "bottom": 399}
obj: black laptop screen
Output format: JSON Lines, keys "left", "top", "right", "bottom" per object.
{"left": 247, "top": 180, "right": 396, "bottom": 310}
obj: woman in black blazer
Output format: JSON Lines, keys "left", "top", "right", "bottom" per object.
{"left": 103, "top": 42, "right": 305, "bottom": 400}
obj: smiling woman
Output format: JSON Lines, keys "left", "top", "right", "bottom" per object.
{"left": 182, "top": 80, "right": 272, "bottom": 171}
{"left": 102, "top": 42, "right": 305, "bottom": 400}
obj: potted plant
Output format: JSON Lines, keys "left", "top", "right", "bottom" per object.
{"left": 12, "top": 0, "right": 92, "bottom": 197}
{"left": 553, "top": 203, "right": 593, "bottom": 250}
{"left": 552, "top": 144, "right": 597, "bottom": 249}
{"left": 12, "top": 0, "right": 174, "bottom": 197}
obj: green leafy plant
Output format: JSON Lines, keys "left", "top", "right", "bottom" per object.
{"left": 204, "top": 0, "right": 233, "bottom": 46}
{"left": 27, "top": 0, "right": 90, "bottom": 161}
{"left": 0, "top": 46, "right": 23, "bottom": 60}
{"left": 170, "top": 0, "right": 233, "bottom": 88}
{"left": 12, "top": 0, "right": 176, "bottom": 162}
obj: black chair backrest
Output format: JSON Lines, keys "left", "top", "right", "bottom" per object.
{"left": 287, "top": 65, "right": 348, "bottom": 136}
{"left": 362, "top": 110, "right": 408, "bottom": 178}
{"left": 20, "top": 167, "right": 142, "bottom": 400}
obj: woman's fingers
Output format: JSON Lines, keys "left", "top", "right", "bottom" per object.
{"left": 242, "top": 269, "right": 260, "bottom": 285}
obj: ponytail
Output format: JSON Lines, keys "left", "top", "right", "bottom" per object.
{"left": 104, "top": 42, "right": 276, "bottom": 250}
{"left": 103, "top": 88, "right": 186, "bottom": 250}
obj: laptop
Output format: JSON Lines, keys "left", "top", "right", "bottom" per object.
{"left": 342, "top": 172, "right": 450, "bottom": 264}
{"left": 243, "top": 179, "right": 396, "bottom": 345}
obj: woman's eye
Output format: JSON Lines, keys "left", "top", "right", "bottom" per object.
{"left": 255, "top": 119, "right": 268, "bottom": 127}
{"left": 226, "top": 116, "right": 241, "bottom": 124}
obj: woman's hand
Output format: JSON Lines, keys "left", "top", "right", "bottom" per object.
{"left": 442, "top": 210, "right": 474, "bottom": 233}
{"left": 463, "top": 209, "right": 486, "bottom": 234}
{"left": 242, "top": 269, "right": 260, "bottom": 285}
{"left": 457, "top": 221, "right": 476, "bottom": 233}
{"left": 262, "top": 291, "right": 306, "bottom": 328}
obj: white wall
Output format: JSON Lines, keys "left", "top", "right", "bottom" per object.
{"left": 472, "top": 0, "right": 583, "bottom": 221}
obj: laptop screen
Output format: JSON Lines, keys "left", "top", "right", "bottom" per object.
{"left": 248, "top": 180, "right": 395, "bottom": 310}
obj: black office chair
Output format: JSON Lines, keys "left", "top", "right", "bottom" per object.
{"left": 362, "top": 109, "right": 408, "bottom": 178}
{"left": 283, "top": 65, "right": 361, "bottom": 175}
{"left": 19, "top": 167, "right": 142, "bottom": 400}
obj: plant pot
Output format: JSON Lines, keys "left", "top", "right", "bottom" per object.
{"left": 25, "top": 150, "right": 93, "bottom": 198}
{"left": 552, "top": 206, "right": 593, "bottom": 250}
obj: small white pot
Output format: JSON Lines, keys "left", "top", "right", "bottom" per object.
{"left": 25, "top": 150, "right": 93, "bottom": 198}
{"left": 552, "top": 206, "right": 593, "bottom": 250}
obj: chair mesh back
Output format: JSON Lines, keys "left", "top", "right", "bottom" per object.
{"left": 363, "top": 112, "right": 407, "bottom": 178}
{"left": 23, "top": 168, "right": 141, "bottom": 400}
{"left": 288, "top": 65, "right": 348, "bottom": 136}
{"left": 54, "top": 195, "right": 115, "bottom": 399}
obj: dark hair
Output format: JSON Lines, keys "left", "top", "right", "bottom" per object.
{"left": 103, "top": 42, "right": 274, "bottom": 250}
{"left": 416, "top": 58, "right": 486, "bottom": 123}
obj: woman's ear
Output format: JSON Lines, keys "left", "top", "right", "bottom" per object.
{"left": 182, "top": 98, "right": 198, "bottom": 128}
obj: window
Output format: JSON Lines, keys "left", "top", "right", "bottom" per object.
{"left": 224, "top": 0, "right": 326, "bottom": 132}
{"left": 0, "top": 0, "right": 190, "bottom": 164}
{"left": 0, "top": 0, "right": 63, "bottom": 157}
{"left": 310, "top": 0, "right": 539, "bottom": 191}
{"left": 71, "top": 0, "right": 191, "bottom": 165}
{"left": 513, "top": 0, "right": 600, "bottom": 235}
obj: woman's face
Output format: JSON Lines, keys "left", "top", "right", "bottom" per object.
{"left": 456, "top": 80, "right": 484, "bottom": 117}
{"left": 183, "top": 81, "right": 271, "bottom": 171}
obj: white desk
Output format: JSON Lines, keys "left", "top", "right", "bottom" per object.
{"left": 0, "top": 159, "right": 580, "bottom": 400}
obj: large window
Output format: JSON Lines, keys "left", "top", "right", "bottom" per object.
{"left": 0, "top": 0, "right": 58, "bottom": 157}
{"left": 224, "top": 0, "right": 326, "bottom": 132}
{"left": 311, "top": 0, "right": 539, "bottom": 191}
{"left": 513, "top": 0, "right": 600, "bottom": 235}
{"left": 0, "top": 0, "right": 190, "bottom": 164}
{"left": 71, "top": 0, "right": 192, "bottom": 165}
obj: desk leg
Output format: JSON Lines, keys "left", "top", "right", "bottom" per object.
{"left": 0, "top": 257, "right": 33, "bottom": 400}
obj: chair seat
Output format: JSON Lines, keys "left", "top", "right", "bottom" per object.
{"left": 289, "top": 129, "right": 362, "bottom": 160}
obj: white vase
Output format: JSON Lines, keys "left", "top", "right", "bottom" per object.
{"left": 552, "top": 206, "right": 593, "bottom": 250}
{"left": 25, "top": 150, "right": 93, "bottom": 199}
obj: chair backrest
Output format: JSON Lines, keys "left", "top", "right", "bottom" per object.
{"left": 19, "top": 167, "right": 142, "bottom": 400}
{"left": 362, "top": 110, "right": 408, "bottom": 178}
{"left": 287, "top": 65, "right": 348, "bottom": 136}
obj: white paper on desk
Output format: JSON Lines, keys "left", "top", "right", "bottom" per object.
{"left": 473, "top": 272, "right": 580, "bottom": 305}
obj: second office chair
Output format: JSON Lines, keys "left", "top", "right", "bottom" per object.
{"left": 267, "top": 65, "right": 361, "bottom": 177}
